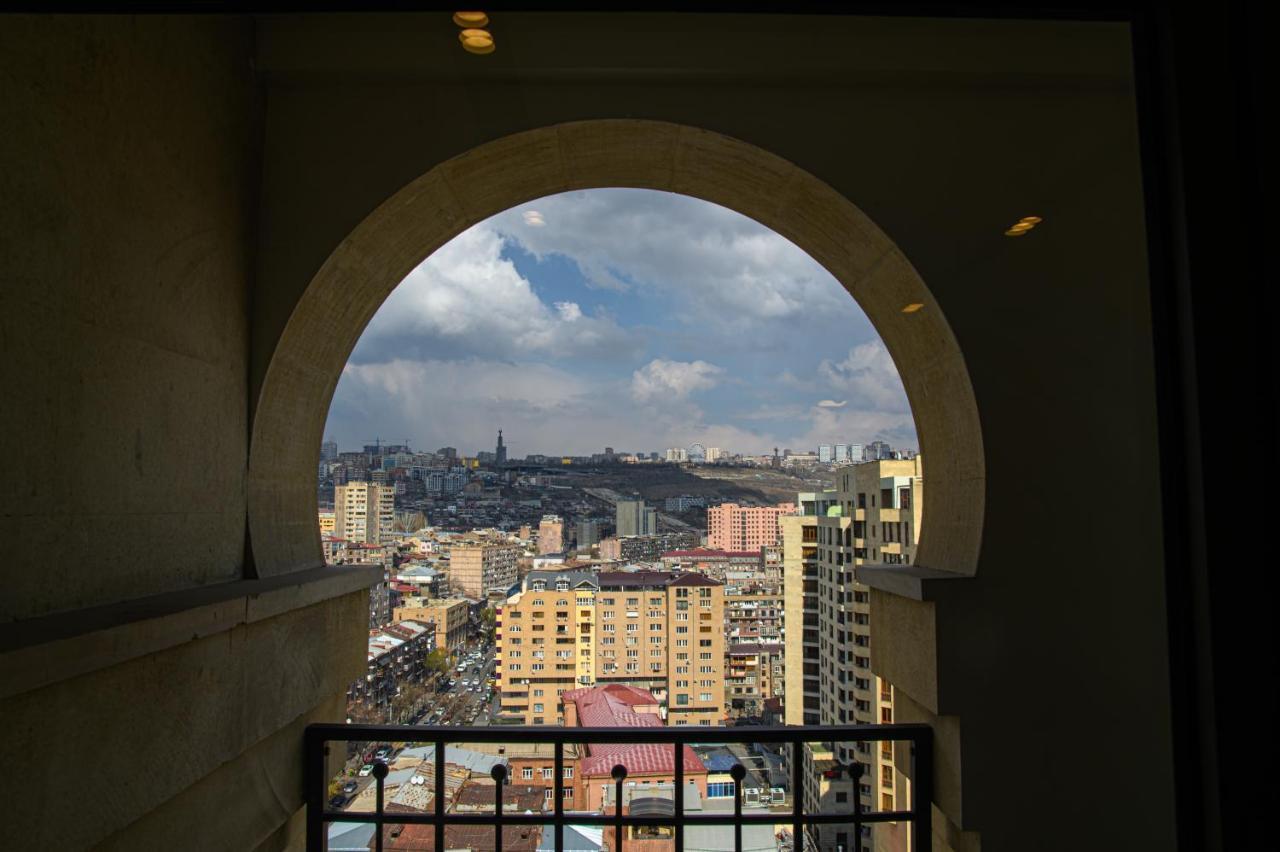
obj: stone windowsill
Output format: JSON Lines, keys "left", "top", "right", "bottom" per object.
{"left": 854, "top": 564, "right": 972, "bottom": 601}
{"left": 0, "top": 564, "right": 382, "bottom": 700}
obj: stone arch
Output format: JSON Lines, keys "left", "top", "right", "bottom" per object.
{"left": 247, "top": 119, "right": 984, "bottom": 579}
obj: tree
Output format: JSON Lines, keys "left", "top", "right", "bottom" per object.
{"left": 424, "top": 648, "right": 449, "bottom": 676}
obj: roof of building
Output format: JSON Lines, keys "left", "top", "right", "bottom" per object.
{"left": 453, "top": 780, "right": 545, "bottom": 812}
{"left": 667, "top": 572, "right": 722, "bottom": 587}
{"left": 523, "top": 569, "right": 599, "bottom": 591}
{"left": 561, "top": 684, "right": 661, "bottom": 728}
{"left": 662, "top": 549, "right": 761, "bottom": 559}
{"left": 536, "top": 824, "right": 603, "bottom": 851}
{"left": 579, "top": 742, "right": 707, "bottom": 777}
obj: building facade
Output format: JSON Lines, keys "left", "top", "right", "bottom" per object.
{"left": 449, "top": 541, "right": 521, "bottom": 598}
{"left": 496, "top": 569, "right": 726, "bottom": 726}
{"left": 706, "top": 502, "right": 797, "bottom": 552}
{"left": 394, "top": 596, "right": 470, "bottom": 654}
{"left": 334, "top": 481, "right": 395, "bottom": 545}
{"left": 537, "top": 514, "right": 564, "bottom": 555}
{"left": 615, "top": 499, "right": 657, "bottom": 537}
{"left": 807, "top": 457, "right": 923, "bottom": 851}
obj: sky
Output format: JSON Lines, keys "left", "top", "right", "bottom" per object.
{"left": 324, "top": 188, "right": 917, "bottom": 458}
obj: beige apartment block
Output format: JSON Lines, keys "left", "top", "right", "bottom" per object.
{"left": 781, "top": 511, "right": 823, "bottom": 726}
{"left": 334, "top": 481, "right": 394, "bottom": 545}
{"left": 317, "top": 510, "right": 335, "bottom": 535}
{"left": 497, "top": 569, "right": 726, "bottom": 726}
{"left": 814, "top": 458, "right": 923, "bottom": 851}
{"left": 496, "top": 570, "right": 599, "bottom": 725}
{"left": 394, "top": 597, "right": 469, "bottom": 654}
{"left": 448, "top": 540, "right": 520, "bottom": 599}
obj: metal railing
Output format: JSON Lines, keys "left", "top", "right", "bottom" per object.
{"left": 306, "top": 723, "right": 932, "bottom": 851}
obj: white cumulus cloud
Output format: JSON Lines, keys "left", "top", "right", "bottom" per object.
{"left": 631, "top": 359, "right": 725, "bottom": 403}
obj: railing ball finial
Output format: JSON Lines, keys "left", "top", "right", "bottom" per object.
{"left": 847, "top": 761, "right": 864, "bottom": 780}
{"left": 611, "top": 764, "right": 628, "bottom": 782}
{"left": 372, "top": 760, "right": 389, "bottom": 780}
{"left": 729, "top": 763, "right": 747, "bottom": 782}
{"left": 491, "top": 764, "right": 508, "bottom": 783}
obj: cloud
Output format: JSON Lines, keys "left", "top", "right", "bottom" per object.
{"left": 630, "top": 359, "right": 725, "bottom": 403}
{"left": 817, "top": 341, "right": 911, "bottom": 412}
{"left": 817, "top": 399, "right": 848, "bottom": 408}
{"left": 350, "top": 223, "right": 641, "bottom": 364}
{"left": 486, "top": 189, "right": 866, "bottom": 332}
{"left": 522, "top": 210, "right": 546, "bottom": 227}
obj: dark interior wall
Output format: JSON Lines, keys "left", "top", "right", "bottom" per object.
{"left": 250, "top": 14, "right": 1172, "bottom": 849}
{"left": 0, "top": 16, "right": 261, "bottom": 619}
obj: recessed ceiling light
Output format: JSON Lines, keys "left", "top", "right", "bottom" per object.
{"left": 1005, "top": 215, "right": 1043, "bottom": 237}
{"left": 453, "top": 11, "right": 489, "bottom": 28}
{"left": 459, "top": 28, "right": 495, "bottom": 54}
{"left": 902, "top": 303, "right": 924, "bottom": 313}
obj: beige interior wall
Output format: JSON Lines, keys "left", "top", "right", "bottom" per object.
{"left": 0, "top": 15, "right": 260, "bottom": 620}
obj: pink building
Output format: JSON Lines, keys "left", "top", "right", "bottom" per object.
{"left": 706, "top": 502, "right": 796, "bottom": 552}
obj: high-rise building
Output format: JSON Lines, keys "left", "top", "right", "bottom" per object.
{"left": 320, "top": 439, "right": 338, "bottom": 461}
{"left": 834, "top": 443, "right": 849, "bottom": 463}
{"left": 848, "top": 443, "right": 864, "bottom": 463}
{"left": 804, "top": 457, "right": 923, "bottom": 849}
{"left": 576, "top": 519, "right": 601, "bottom": 549}
{"left": 616, "top": 500, "right": 657, "bottom": 537}
{"left": 495, "top": 429, "right": 507, "bottom": 465}
{"left": 819, "top": 444, "right": 834, "bottom": 464}
{"left": 706, "top": 502, "right": 797, "bottom": 552}
{"left": 333, "top": 481, "right": 394, "bottom": 545}
{"left": 448, "top": 541, "right": 521, "bottom": 598}
{"left": 496, "top": 569, "right": 726, "bottom": 726}
{"left": 537, "top": 514, "right": 564, "bottom": 555}
{"left": 781, "top": 491, "right": 836, "bottom": 727}
{"left": 705, "top": 446, "right": 726, "bottom": 462}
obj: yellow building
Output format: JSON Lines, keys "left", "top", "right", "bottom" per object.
{"left": 317, "top": 510, "right": 335, "bottom": 535}
{"left": 496, "top": 568, "right": 726, "bottom": 726}
{"left": 394, "top": 597, "right": 469, "bottom": 654}
{"left": 813, "top": 457, "right": 923, "bottom": 848}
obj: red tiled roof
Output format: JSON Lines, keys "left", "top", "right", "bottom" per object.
{"left": 580, "top": 743, "right": 706, "bottom": 777}
{"left": 562, "top": 684, "right": 662, "bottom": 728}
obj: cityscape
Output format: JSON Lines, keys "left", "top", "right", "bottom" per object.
{"left": 322, "top": 428, "right": 920, "bottom": 850}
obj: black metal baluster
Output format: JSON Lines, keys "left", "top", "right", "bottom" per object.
{"left": 434, "top": 740, "right": 446, "bottom": 852}
{"left": 847, "top": 761, "right": 863, "bottom": 852}
{"left": 491, "top": 763, "right": 508, "bottom": 850}
{"left": 611, "top": 764, "right": 628, "bottom": 852}
{"left": 673, "top": 741, "right": 684, "bottom": 851}
{"left": 912, "top": 730, "right": 933, "bottom": 852}
{"left": 305, "top": 735, "right": 324, "bottom": 852}
{"left": 554, "top": 740, "right": 564, "bottom": 852}
{"left": 373, "top": 760, "right": 389, "bottom": 852}
{"left": 730, "top": 763, "right": 747, "bottom": 852}
{"left": 792, "top": 741, "right": 804, "bottom": 852}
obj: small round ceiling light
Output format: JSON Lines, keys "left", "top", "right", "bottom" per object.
{"left": 453, "top": 11, "right": 489, "bottom": 28}
{"left": 1004, "top": 228, "right": 1029, "bottom": 236}
{"left": 1019, "top": 216, "right": 1043, "bottom": 224}
{"left": 902, "top": 303, "right": 925, "bottom": 313}
{"left": 459, "top": 28, "right": 495, "bottom": 54}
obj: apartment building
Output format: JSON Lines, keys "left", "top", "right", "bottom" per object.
{"left": 537, "top": 514, "right": 564, "bottom": 555}
{"left": 394, "top": 596, "right": 470, "bottom": 654}
{"left": 496, "top": 569, "right": 726, "bottom": 726}
{"left": 810, "top": 458, "right": 923, "bottom": 851}
{"left": 448, "top": 540, "right": 520, "bottom": 598}
{"left": 334, "top": 481, "right": 395, "bottom": 545}
{"left": 615, "top": 500, "right": 657, "bottom": 537}
{"left": 706, "top": 502, "right": 796, "bottom": 552}
{"left": 725, "top": 642, "right": 784, "bottom": 718}
{"left": 781, "top": 501, "right": 828, "bottom": 727}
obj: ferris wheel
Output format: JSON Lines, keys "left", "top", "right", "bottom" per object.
{"left": 687, "top": 443, "right": 707, "bottom": 461}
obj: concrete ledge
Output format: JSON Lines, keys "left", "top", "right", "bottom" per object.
{"left": 0, "top": 564, "right": 381, "bottom": 699}
{"left": 855, "top": 564, "right": 971, "bottom": 602}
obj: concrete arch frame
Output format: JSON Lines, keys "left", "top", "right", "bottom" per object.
{"left": 247, "top": 119, "right": 984, "bottom": 581}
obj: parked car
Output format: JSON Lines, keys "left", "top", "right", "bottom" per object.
{"left": 342, "top": 781, "right": 358, "bottom": 794}
{"left": 329, "top": 794, "right": 347, "bottom": 808}
{"left": 358, "top": 764, "right": 374, "bottom": 777}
